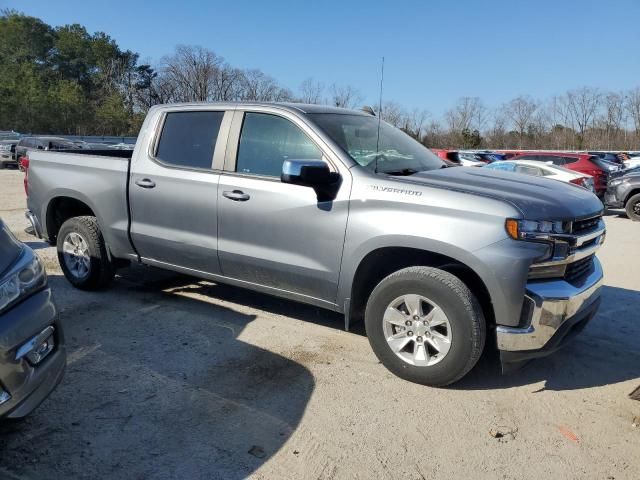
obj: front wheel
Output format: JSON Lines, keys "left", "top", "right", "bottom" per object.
{"left": 56, "top": 216, "right": 115, "bottom": 290}
{"left": 365, "top": 266, "right": 486, "bottom": 386}
{"left": 626, "top": 193, "right": 640, "bottom": 221}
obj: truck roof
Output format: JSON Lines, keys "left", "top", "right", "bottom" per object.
{"left": 153, "top": 102, "right": 370, "bottom": 116}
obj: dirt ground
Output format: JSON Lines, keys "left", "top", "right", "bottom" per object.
{"left": 0, "top": 168, "right": 638, "bottom": 480}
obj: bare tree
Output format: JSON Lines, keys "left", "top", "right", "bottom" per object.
{"left": 404, "top": 108, "right": 430, "bottom": 140}
{"left": 485, "top": 108, "right": 508, "bottom": 148}
{"left": 380, "top": 101, "right": 405, "bottom": 127}
{"left": 211, "top": 65, "right": 244, "bottom": 101}
{"left": 239, "top": 69, "right": 292, "bottom": 102}
{"left": 503, "top": 96, "right": 538, "bottom": 148}
{"left": 444, "top": 97, "right": 486, "bottom": 135}
{"left": 299, "top": 78, "right": 324, "bottom": 104}
{"left": 423, "top": 119, "right": 445, "bottom": 148}
{"left": 597, "top": 92, "right": 626, "bottom": 149}
{"left": 626, "top": 87, "right": 640, "bottom": 136}
{"left": 561, "top": 87, "right": 602, "bottom": 148}
{"left": 161, "top": 45, "right": 224, "bottom": 102}
{"left": 329, "top": 84, "right": 362, "bottom": 109}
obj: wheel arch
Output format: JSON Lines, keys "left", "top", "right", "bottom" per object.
{"left": 624, "top": 187, "right": 640, "bottom": 205}
{"left": 341, "top": 242, "right": 496, "bottom": 332}
{"left": 45, "top": 192, "right": 99, "bottom": 243}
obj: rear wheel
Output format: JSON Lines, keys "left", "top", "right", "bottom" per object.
{"left": 626, "top": 193, "right": 640, "bottom": 221}
{"left": 365, "top": 266, "right": 485, "bottom": 386}
{"left": 56, "top": 216, "right": 115, "bottom": 290}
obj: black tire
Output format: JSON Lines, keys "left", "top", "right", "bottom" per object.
{"left": 56, "top": 216, "right": 115, "bottom": 290}
{"left": 365, "top": 266, "right": 486, "bottom": 387}
{"left": 0, "top": 162, "right": 5, "bottom": 170}
{"left": 625, "top": 193, "right": 640, "bottom": 221}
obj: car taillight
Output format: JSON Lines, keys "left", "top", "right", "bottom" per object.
{"left": 20, "top": 156, "right": 29, "bottom": 196}
{"left": 569, "top": 177, "right": 586, "bottom": 187}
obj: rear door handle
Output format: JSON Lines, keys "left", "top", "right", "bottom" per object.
{"left": 222, "top": 190, "right": 250, "bottom": 201}
{"left": 135, "top": 178, "right": 156, "bottom": 189}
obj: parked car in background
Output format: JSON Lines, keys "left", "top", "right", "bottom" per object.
{"left": 605, "top": 169, "right": 640, "bottom": 221}
{"left": 623, "top": 155, "right": 640, "bottom": 169}
{"left": 0, "top": 218, "right": 65, "bottom": 419}
{"left": 0, "top": 139, "right": 18, "bottom": 169}
{"left": 23, "top": 102, "right": 605, "bottom": 386}
{"left": 484, "top": 160, "right": 595, "bottom": 192}
{"left": 511, "top": 152, "right": 609, "bottom": 196}
{"left": 476, "top": 152, "right": 506, "bottom": 163}
{"left": 431, "top": 150, "right": 484, "bottom": 166}
{"left": 456, "top": 152, "right": 486, "bottom": 166}
{"left": 499, "top": 150, "right": 525, "bottom": 159}
{"left": 15, "top": 136, "right": 80, "bottom": 170}
{"left": 0, "top": 130, "right": 20, "bottom": 141}
{"left": 588, "top": 152, "right": 625, "bottom": 166}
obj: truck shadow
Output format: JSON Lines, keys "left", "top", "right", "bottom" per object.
{"left": 603, "top": 208, "right": 628, "bottom": 219}
{"left": 121, "top": 265, "right": 351, "bottom": 334}
{"left": 455, "top": 285, "right": 640, "bottom": 391}
{"left": 0, "top": 269, "right": 316, "bottom": 480}
{"left": 117, "top": 267, "right": 637, "bottom": 392}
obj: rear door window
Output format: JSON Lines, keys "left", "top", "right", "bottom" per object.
{"left": 490, "top": 162, "right": 516, "bottom": 172}
{"left": 538, "top": 155, "right": 563, "bottom": 165}
{"left": 236, "top": 113, "right": 322, "bottom": 177}
{"left": 155, "top": 111, "right": 224, "bottom": 169}
{"left": 515, "top": 165, "right": 542, "bottom": 176}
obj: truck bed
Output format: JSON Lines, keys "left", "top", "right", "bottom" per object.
{"left": 55, "top": 148, "right": 134, "bottom": 159}
{"left": 27, "top": 149, "right": 134, "bottom": 259}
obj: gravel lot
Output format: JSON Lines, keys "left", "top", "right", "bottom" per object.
{"left": 0, "top": 168, "right": 638, "bottom": 480}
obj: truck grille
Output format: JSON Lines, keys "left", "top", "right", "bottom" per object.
{"left": 565, "top": 255, "right": 594, "bottom": 283}
{"left": 572, "top": 215, "right": 601, "bottom": 234}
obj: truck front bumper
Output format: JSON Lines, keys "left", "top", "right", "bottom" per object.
{"left": 496, "top": 257, "right": 603, "bottom": 365}
{"left": 0, "top": 288, "right": 66, "bottom": 419}
{"left": 604, "top": 189, "right": 623, "bottom": 208}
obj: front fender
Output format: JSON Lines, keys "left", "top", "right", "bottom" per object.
{"left": 337, "top": 234, "right": 547, "bottom": 329}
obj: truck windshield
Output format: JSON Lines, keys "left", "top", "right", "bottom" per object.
{"left": 308, "top": 113, "right": 444, "bottom": 175}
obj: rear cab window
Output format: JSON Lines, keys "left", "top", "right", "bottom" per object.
{"left": 155, "top": 111, "right": 225, "bottom": 169}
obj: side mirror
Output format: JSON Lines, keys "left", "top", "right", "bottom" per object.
{"left": 281, "top": 159, "right": 341, "bottom": 201}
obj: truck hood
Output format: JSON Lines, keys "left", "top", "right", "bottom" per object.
{"left": 0, "top": 218, "right": 23, "bottom": 277}
{"left": 393, "top": 167, "right": 604, "bottom": 220}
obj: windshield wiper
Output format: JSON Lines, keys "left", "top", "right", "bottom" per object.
{"left": 382, "top": 168, "right": 420, "bottom": 176}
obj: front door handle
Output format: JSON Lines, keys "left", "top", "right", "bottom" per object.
{"left": 222, "top": 190, "right": 250, "bottom": 202}
{"left": 135, "top": 178, "right": 156, "bottom": 189}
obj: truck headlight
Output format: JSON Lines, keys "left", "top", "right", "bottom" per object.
{"left": 0, "top": 249, "right": 47, "bottom": 314}
{"left": 608, "top": 178, "right": 626, "bottom": 187}
{"left": 505, "top": 219, "right": 570, "bottom": 240}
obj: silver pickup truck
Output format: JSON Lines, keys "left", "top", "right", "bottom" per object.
{"left": 24, "top": 103, "right": 605, "bottom": 385}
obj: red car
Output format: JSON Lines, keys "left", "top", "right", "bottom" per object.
{"left": 511, "top": 152, "right": 608, "bottom": 196}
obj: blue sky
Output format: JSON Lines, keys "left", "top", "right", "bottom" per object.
{"left": 6, "top": 0, "right": 640, "bottom": 118}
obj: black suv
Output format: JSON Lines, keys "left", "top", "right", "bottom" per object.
{"left": 605, "top": 169, "right": 640, "bottom": 221}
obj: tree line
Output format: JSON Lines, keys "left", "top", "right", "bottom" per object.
{"left": 1, "top": 10, "right": 639, "bottom": 151}
{"left": 394, "top": 90, "right": 640, "bottom": 151}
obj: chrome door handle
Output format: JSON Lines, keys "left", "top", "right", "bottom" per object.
{"left": 222, "top": 190, "right": 250, "bottom": 201}
{"left": 135, "top": 178, "right": 156, "bottom": 189}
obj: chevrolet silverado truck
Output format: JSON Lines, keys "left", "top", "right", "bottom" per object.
{"left": 22, "top": 103, "right": 605, "bottom": 386}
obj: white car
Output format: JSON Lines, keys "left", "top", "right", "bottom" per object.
{"left": 484, "top": 159, "right": 595, "bottom": 192}
{"left": 624, "top": 156, "right": 640, "bottom": 169}
{"left": 457, "top": 152, "right": 486, "bottom": 167}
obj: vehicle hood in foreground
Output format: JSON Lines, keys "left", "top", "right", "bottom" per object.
{"left": 393, "top": 167, "right": 604, "bottom": 220}
{"left": 0, "top": 218, "right": 23, "bottom": 277}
